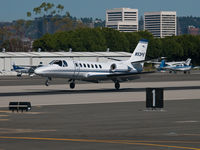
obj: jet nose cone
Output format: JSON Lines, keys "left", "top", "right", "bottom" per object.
{"left": 34, "top": 67, "right": 43, "bottom": 75}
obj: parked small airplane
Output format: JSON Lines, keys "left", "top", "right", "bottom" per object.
{"left": 156, "top": 58, "right": 192, "bottom": 74}
{"left": 34, "top": 39, "right": 150, "bottom": 89}
{"left": 11, "top": 62, "right": 43, "bottom": 77}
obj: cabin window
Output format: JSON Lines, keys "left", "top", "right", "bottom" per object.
{"left": 83, "top": 64, "right": 86, "bottom": 68}
{"left": 79, "top": 63, "right": 82, "bottom": 67}
{"left": 95, "top": 64, "right": 98, "bottom": 68}
{"left": 63, "top": 60, "right": 68, "bottom": 67}
{"left": 87, "top": 64, "right": 90, "bottom": 68}
{"left": 99, "top": 65, "right": 102, "bottom": 69}
{"left": 75, "top": 63, "right": 78, "bottom": 67}
{"left": 91, "top": 64, "right": 94, "bottom": 68}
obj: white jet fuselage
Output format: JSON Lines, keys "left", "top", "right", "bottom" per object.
{"left": 35, "top": 60, "right": 140, "bottom": 82}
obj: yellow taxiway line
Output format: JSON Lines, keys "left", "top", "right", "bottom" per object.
{"left": 0, "top": 136, "right": 199, "bottom": 150}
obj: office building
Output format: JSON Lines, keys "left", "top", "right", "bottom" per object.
{"left": 106, "top": 8, "right": 138, "bottom": 32}
{"left": 144, "top": 11, "right": 177, "bottom": 38}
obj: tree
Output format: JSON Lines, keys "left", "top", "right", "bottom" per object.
{"left": 27, "top": 2, "right": 65, "bottom": 34}
{"left": 0, "top": 26, "right": 12, "bottom": 43}
{"left": 32, "top": 27, "right": 200, "bottom": 65}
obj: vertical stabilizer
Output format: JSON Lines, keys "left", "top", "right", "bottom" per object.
{"left": 185, "top": 58, "right": 191, "bottom": 66}
{"left": 128, "top": 39, "right": 148, "bottom": 63}
{"left": 160, "top": 60, "right": 166, "bottom": 68}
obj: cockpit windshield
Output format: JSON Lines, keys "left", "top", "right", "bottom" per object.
{"left": 49, "top": 60, "right": 68, "bottom": 67}
{"left": 63, "top": 60, "right": 68, "bottom": 67}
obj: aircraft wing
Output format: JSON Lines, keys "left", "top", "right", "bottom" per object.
{"left": 193, "top": 66, "right": 200, "bottom": 69}
{"left": 106, "top": 57, "right": 122, "bottom": 61}
{"left": 131, "top": 58, "right": 161, "bottom": 64}
{"left": 15, "top": 65, "right": 36, "bottom": 67}
{"left": 107, "top": 71, "right": 155, "bottom": 82}
{"left": 85, "top": 71, "right": 154, "bottom": 82}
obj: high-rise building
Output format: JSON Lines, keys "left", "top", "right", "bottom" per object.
{"left": 106, "top": 8, "right": 138, "bottom": 32}
{"left": 144, "top": 11, "right": 177, "bottom": 38}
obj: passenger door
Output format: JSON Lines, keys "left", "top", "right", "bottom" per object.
{"left": 73, "top": 61, "right": 80, "bottom": 79}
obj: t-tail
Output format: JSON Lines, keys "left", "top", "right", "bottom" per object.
{"left": 127, "top": 39, "right": 148, "bottom": 63}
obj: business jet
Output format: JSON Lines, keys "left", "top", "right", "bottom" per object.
{"left": 34, "top": 39, "right": 149, "bottom": 89}
{"left": 157, "top": 58, "right": 192, "bottom": 74}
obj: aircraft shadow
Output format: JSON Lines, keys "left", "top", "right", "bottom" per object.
{"left": 0, "top": 86, "right": 200, "bottom": 97}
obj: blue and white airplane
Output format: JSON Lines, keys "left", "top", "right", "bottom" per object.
{"left": 157, "top": 58, "right": 192, "bottom": 74}
{"left": 34, "top": 39, "right": 150, "bottom": 89}
{"left": 12, "top": 62, "right": 43, "bottom": 77}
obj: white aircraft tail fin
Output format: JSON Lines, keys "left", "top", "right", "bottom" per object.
{"left": 185, "top": 58, "right": 191, "bottom": 66}
{"left": 127, "top": 39, "right": 148, "bottom": 63}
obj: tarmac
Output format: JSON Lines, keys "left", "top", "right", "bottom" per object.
{"left": 0, "top": 72, "right": 200, "bottom": 149}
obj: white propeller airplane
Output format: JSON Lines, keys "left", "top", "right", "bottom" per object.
{"left": 34, "top": 39, "right": 149, "bottom": 89}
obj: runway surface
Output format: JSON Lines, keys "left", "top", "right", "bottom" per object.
{"left": 0, "top": 100, "right": 200, "bottom": 150}
{"left": 0, "top": 72, "right": 200, "bottom": 149}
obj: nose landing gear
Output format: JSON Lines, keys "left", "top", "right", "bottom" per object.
{"left": 45, "top": 77, "right": 52, "bottom": 86}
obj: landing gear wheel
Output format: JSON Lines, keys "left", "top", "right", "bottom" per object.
{"left": 45, "top": 80, "right": 49, "bottom": 86}
{"left": 70, "top": 82, "right": 75, "bottom": 89}
{"left": 115, "top": 82, "right": 120, "bottom": 90}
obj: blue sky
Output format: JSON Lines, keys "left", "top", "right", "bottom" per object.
{"left": 1, "top": 0, "right": 200, "bottom": 22}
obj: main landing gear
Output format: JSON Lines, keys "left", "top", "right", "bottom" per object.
{"left": 45, "top": 77, "right": 52, "bottom": 86}
{"left": 69, "top": 79, "right": 75, "bottom": 89}
{"left": 70, "top": 82, "right": 75, "bottom": 89}
{"left": 114, "top": 81, "right": 120, "bottom": 90}
{"left": 184, "top": 71, "right": 190, "bottom": 74}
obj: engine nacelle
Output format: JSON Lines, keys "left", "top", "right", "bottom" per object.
{"left": 110, "top": 63, "right": 117, "bottom": 72}
{"left": 110, "top": 63, "right": 130, "bottom": 72}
